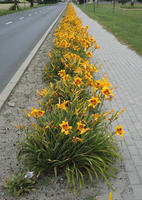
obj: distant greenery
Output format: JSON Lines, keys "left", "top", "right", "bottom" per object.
{"left": 120, "top": 4, "right": 142, "bottom": 8}
{"left": 0, "top": 3, "right": 49, "bottom": 16}
{"left": 78, "top": 3, "right": 142, "bottom": 55}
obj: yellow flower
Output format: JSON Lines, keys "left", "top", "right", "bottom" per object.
{"left": 59, "top": 121, "right": 72, "bottom": 135}
{"left": 85, "top": 72, "right": 92, "bottom": 81}
{"left": 92, "top": 113, "right": 100, "bottom": 121}
{"left": 80, "top": 128, "right": 90, "bottom": 135}
{"left": 117, "top": 107, "right": 126, "bottom": 116}
{"left": 108, "top": 192, "right": 112, "bottom": 200}
{"left": 74, "top": 77, "right": 83, "bottom": 87}
{"left": 57, "top": 98, "right": 68, "bottom": 111}
{"left": 77, "top": 121, "right": 86, "bottom": 131}
{"left": 103, "top": 76, "right": 112, "bottom": 88}
{"left": 62, "top": 74, "right": 70, "bottom": 82}
{"left": 27, "top": 107, "right": 45, "bottom": 118}
{"left": 84, "top": 25, "right": 89, "bottom": 30}
{"left": 15, "top": 123, "right": 25, "bottom": 131}
{"left": 75, "top": 67, "right": 83, "bottom": 74}
{"left": 27, "top": 107, "right": 37, "bottom": 118}
{"left": 88, "top": 96, "right": 101, "bottom": 109}
{"left": 36, "top": 108, "right": 45, "bottom": 117}
{"left": 72, "top": 136, "right": 83, "bottom": 143}
{"left": 116, "top": 125, "right": 125, "bottom": 138}
{"left": 37, "top": 88, "right": 48, "bottom": 97}
{"left": 104, "top": 109, "right": 114, "bottom": 117}
{"left": 59, "top": 40, "right": 70, "bottom": 48}
{"left": 95, "top": 44, "right": 100, "bottom": 49}
{"left": 69, "top": 34, "right": 74, "bottom": 40}
{"left": 73, "top": 46, "right": 79, "bottom": 51}
{"left": 58, "top": 70, "right": 66, "bottom": 77}
{"left": 87, "top": 51, "right": 93, "bottom": 57}
{"left": 93, "top": 80, "right": 104, "bottom": 90}
{"left": 75, "top": 108, "right": 80, "bottom": 116}
{"left": 102, "top": 87, "right": 113, "bottom": 99}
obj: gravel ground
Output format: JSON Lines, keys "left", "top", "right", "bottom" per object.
{"left": 0, "top": 14, "right": 134, "bottom": 200}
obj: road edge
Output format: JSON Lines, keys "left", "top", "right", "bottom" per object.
{"left": 0, "top": 4, "right": 67, "bottom": 111}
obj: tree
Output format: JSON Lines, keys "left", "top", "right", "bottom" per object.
{"left": 30, "top": 0, "right": 34, "bottom": 7}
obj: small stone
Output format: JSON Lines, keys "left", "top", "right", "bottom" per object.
{"left": 0, "top": 127, "right": 6, "bottom": 134}
{"left": 24, "top": 171, "right": 34, "bottom": 178}
{"left": 7, "top": 102, "right": 15, "bottom": 107}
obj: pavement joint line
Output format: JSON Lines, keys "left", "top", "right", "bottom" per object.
{"left": 0, "top": 5, "right": 67, "bottom": 112}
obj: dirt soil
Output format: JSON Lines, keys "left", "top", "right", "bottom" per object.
{"left": 0, "top": 16, "right": 134, "bottom": 200}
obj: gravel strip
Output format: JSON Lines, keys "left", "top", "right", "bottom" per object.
{"left": 0, "top": 10, "right": 134, "bottom": 200}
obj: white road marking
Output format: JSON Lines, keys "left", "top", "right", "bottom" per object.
{"left": 19, "top": 17, "right": 24, "bottom": 20}
{"left": 28, "top": 14, "right": 32, "bottom": 16}
{"left": 5, "top": 21, "right": 12, "bottom": 25}
{"left": 35, "top": 12, "right": 37, "bottom": 14}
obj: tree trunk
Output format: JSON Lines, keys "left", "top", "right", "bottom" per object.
{"left": 14, "top": 0, "right": 18, "bottom": 10}
{"left": 30, "top": 0, "right": 34, "bottom": 7}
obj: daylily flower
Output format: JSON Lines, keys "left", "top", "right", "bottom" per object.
{"left": 37, "top": 88, "right": 48, "bottom": 97}
{"left": 104, "top": 109, "right": 114, "bottom": 117}
{"left": 117, "top": 107, "right": 126, "bottom": 116}
{"left": 59, "top": 121, "right": 72, "bottom": 135}
{"left": 116, "top": 125, "right": 125, "bottom": 138}
{"left": 74, "top": 77, "right": 83, "bottom": 87}
{"left": 27, "top": 107, "right": 45, "bottom": 118}
{"left": 77, "top": 121, "right": 86, "bottom": 131}
{"left": 57, "top": 98, "right": 68, "bottom": 111}
{"left": 72, "top": 136, "right": 83, "bottom": 143}
{"left": 87, "top": 51, "right": 93, "bottom": 57}
{"left": 92, "top": 113, "right": 100, "bottom": 121}
{"left": 102, "top": 87, "right": 114, "bottom": 99}
{"left": 58, "top": 70, "right": 66, "bottom": 77}
{"left": 75, "top": 67, "right": 83, "bottom": 74}
{"left": 88, "top": 96, "right": 101, "bottom": 109}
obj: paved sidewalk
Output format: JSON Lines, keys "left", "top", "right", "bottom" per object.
{"left": 74, "top": 5, "right": 142, "bottom": 200}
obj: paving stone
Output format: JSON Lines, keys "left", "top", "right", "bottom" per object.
{"left": 131, "top": 155, "right": 142, "bottom": 166}
{"left": 127, "top": 171, "right": 141, "bottom": 185}
{"left": 124, "top": 136, "right": 135, "bottom": 146}
{"left": 132, "top": 185, "right": 142, "bottom": 200}
{"left": 127, "top": 146, "right": 139, "bottom": 156}
{"left": 124, "top": 160, "right": 136, "bottom": 172}
{"left": 135, "top": 140, "right": 142, "bottom": 149}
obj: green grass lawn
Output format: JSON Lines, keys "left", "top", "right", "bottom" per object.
{"left": 78, "top": 3, "right": 142, "bottom": 55}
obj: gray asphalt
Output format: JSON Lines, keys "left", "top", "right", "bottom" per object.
{"left": 0, "top": 3, "right": 67, "bottom": 93}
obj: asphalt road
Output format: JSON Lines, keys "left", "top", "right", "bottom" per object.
{"left": 0, "top": 3, "right": 67, "bottom": 93}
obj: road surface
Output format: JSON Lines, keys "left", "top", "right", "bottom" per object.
{"left": 0, "top": 3, "right": 67, "bottom": 93}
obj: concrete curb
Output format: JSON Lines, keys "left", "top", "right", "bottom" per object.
{"left": 0, "top": 5, "right": 66, "bottom": 111}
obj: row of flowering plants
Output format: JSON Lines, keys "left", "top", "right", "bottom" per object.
{"left": 4, "top": 3, "right": 125, "bottom": 197}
